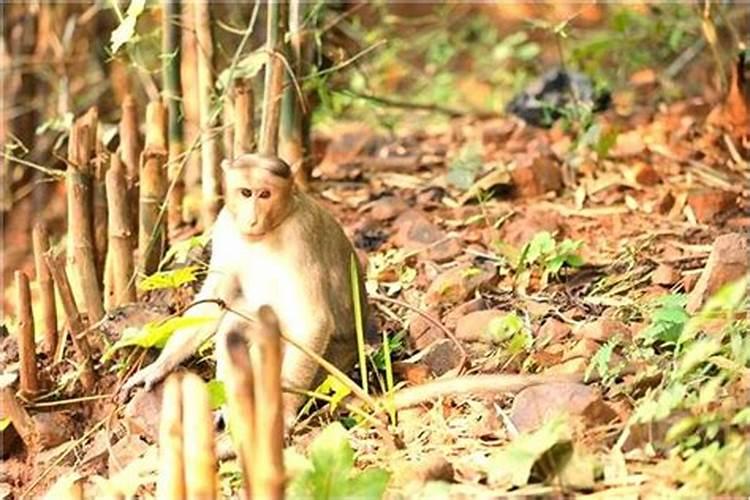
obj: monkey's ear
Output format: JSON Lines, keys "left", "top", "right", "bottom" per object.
{"left": 220, "top": 159, "right": 233, "bottom": 171}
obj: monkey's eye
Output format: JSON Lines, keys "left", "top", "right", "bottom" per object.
{"left": 240, "top": 188, "right": 252, "bottom": 198}
{"left": 257, "top": 189, "right": 271, "bottom": 199}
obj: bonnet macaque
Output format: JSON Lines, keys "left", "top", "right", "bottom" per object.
{"left": 122, "top": 153, "right": 368, "bottom": 426}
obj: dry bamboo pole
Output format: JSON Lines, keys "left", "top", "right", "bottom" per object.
{"left": 259, "top": 1, "right": 287, "bottom": 157}
{"left": 45, "top": 251, "right": 95, "bottom": 391}
{"left": 180, "top": 0, "right": 202, "bottom": 223}
{"left": 194, "top": 1, "right": 221, "bottom": 228}
{"left": 223, "top": 92, "right": 234, "bottom": 160}
{"left": 252, "top": 306, "right": 285, "bottom": 500}
{"left": 233, "top": 78, "right": 255, "bottom": 156}
{"left": 163, "top": 0, "right": 185, "bottom": 235}
{"left": 15, "top": 271, "right": 39, "bottom": 397}
{"left": 92, "top": 121, "right": 109, "bottom": 282}
{"left": 181, "top": 373, "right": 217, "bottom": 500}
{"left": 66, "top": 118, "right": 105, "bottom": 323}
{"left": 223, "top": 329, "right": 257, "bottom": 495}
{"left": 32, "top": 223, "right": 57, "bottom": 356}
{"left": 138, "top": 100, "right": 168, "bottom": 276}
{"left": 0, "top": 374, "right": 36, "bottom": 448}
{"left": 119, "top": 94, "right": 141, "bottom": 220}
{"left": 106, "top": 154, "right": 137, "bottom": 306}
{"left": 156, "top": 374, "right": 185, "bottom": 500}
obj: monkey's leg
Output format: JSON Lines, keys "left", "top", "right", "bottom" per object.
{"left": 278, "top": 334, "right": 329, "bottom": 429}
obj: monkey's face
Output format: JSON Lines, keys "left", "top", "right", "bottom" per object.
{"left": 224, "top": 167, "right": 294, "bottom": 239}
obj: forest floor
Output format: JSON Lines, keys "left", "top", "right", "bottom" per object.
{"left": 2, "top": 76, "right": 749, "bottom": 498}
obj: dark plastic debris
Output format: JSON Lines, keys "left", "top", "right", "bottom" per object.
{"left": 506, "top": 68, "right": 611, "bottom": 128}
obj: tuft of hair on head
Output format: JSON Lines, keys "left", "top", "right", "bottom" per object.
{"left": 223, "top": 153, "right": 292, "bottom": 179}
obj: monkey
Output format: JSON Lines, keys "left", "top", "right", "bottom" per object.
{"left": 121, "top": 153, "right": 369, "bottom": 428}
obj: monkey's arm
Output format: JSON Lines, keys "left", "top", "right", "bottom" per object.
{"left": 121, "top": 258, "right": 239, "bottom": 395}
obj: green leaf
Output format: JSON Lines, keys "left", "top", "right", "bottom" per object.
{"left": 161, "top": 234, "right": 210, "bottom": 267}
{"left": 0, "top": 417, "right": 10, "bottom": 432}
{"left": 675, "top": 338, "right": 721, "bottom": 380}
{"left": 110, "top": 0, "right": 146, "bottom": 55}
{"left": 446, "top": 143, "right": 483, "bottom": 190}
{"left": 489, "top": 416, "right": 571, "bottom": 488}
{"left": 138, "top": 266, "right": 202, "bottom": 291}
{"left": 206, "top": 380, "right": 226, "bottom": 410}
{"left": 487, "top": 312, "right": 524, "bottom": 343}
{"left": 103, "top": 315, "right": 218, "bottom": 361}
{"left": 286, "top": 422, "right": 390, "bottom": 500}
{"left": 216, "top": 50, "right": 267, "bottom": 91}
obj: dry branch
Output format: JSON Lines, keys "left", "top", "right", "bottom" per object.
{"left": 223, "top": 92, "right": 235, "bottom": 160}
{"left": 180, "top": 0, "right": 202, "bottom": 223}
{"left": 45, "top": 251, "right": 95, "bottom": 391}
{"left": 252, "top": 306, "right": 285, "bottom": 500}
{"left": 66, "top": 117, "right": 104, "bottom": 323}
{"left": 0, "top": 374, "right": 36, "bottom": 448}
{"left": 233, "top": 78, "right": 255, "bottom": 156}
{"left": 195, "top": 1, "right": 221, "bottom": 228}
{"left": 90, "top": 112, "right": 108, "bottom": 281}
{"left": 157, "top": 374, "right": 185, "bottom": 500}
{"left": 15, "top": 271, "right": 39, "bottom": 397}
{"left": 163, "top": 0, "right": 185, "bottom": 235}
{"left": 106, "top": 154, "right": 137, "bottom": 306}
{"left": 223, "top": 330, "right": 257, "bottom": 495}
{"left": 32, "top": 222, "right": 57, "bottom": 356}
{"left": 119, "top": 94, "right": 141, "bottom": 221}
{"left": 138, "top": 100, "right": 168, "bottom": 276}
{"left": 259, "top": 1, "right": 287, "bottom": 156}
{"left": 181, "top": 373, "right": 217, "bottom": 499}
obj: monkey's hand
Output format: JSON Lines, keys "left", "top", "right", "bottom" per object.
{"left": 118, "top": 360, "right": 174, "bottom": 402}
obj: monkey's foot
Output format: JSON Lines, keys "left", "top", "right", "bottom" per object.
{"left": 118, "top": 362, "right": 172, "bottom": 402}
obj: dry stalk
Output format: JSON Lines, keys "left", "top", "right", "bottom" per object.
{"left": 156, "top": 373, "right": 185, "bottom": 500}
{"left": 194, "top": 0, "right": 221, "bottom": 228}
{"left": 0, "top": 374, "right": 36, "bottom": 448}
{"left": 223, "top": 92, "right": 235, "bottom": 160}
{"left": 32, "top": 222, "right": 57, "bottom": 356}
{"left": 119, "top": 94, "right": 141, "bottom": 221}
{"left": 181, "top": 372, "right": 217, "bottom": 499}
{"left": 90, "top": 113, "right": 108, "bottom": 281}
{"left": 180, "top": 0, "right": 202, "bottom": 222}
{"left": 259, "top": 55, "right": 285, "bottom": 156}
{"left": 15, "top": 271, "right": 39, "bottom": 397}
{"left": 222, "top": 330, "right": 257, "bottom": 495}
{"left": 66, "top": 117, "right": 104, "bottom": 323}
{"left": 163, "top": 0, "right": 185, "bottom": 235}
{"left": 45, "top": 251, "right": 95, "bottom": 392}
{"left": 138, "top": 100, "right": 168, "bottom": 276}
{"left": 105, "top": 154, "right": 137, "bottom": 306}
{"left": 233, "top": 78, "right": 255, "bottom": 156}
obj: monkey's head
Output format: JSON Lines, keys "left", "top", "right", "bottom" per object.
{"left": 222, "top": 154, "right": 295, "bottom": 239}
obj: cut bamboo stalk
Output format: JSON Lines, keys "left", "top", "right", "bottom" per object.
{"left": 223, "top": 92, "right": 234, "bottom": 160}
{"left": 180, "top": 0, "right": 202, "bottom": 223}
{"left": 138, "top": 100, "right": 168, "bottom": 276}
{"left": 66, "top": 118, "right": 105, "bottom": 323}
{"left": 106, "top": 154, "right": 137, "bottom": 306}
{"left": 15, "top": 271, "right": 39, "bottom": 397}
{"left": 181, "top": 373, "right": 217, "bottom": 500}
{"left": 92, "top": 122, "right": 109, "bottom": 282}
{"left": 45, "top": 251, "right": 95, "bottom": 392}
{"left": 163, "top": 0, "right": 185, "bottom": 235}
{"left": 156, "top": 373, "right": 185, "bottom": 500}
{"left": 233, "top": 78, "right": 255, "bottom": 156}
{"left": 194, "top": 1, "right": 221, "bottom": 228}
{"left": 259, "top": 1, "right": 287, "bottom": 157}
{"left": 32, "top": 223, "right": 57, "bottom": 356}
{"left": 0, "top": 374, "right": 36, "bottom": 448}
{"left": 223, "top": 329, "right": 257, "bottom": 495}
{"left": 253, "top": 305, "right": 285, "bottom": 500}
{"left": 119, "top": 94, "right": 142, "bottom": 227}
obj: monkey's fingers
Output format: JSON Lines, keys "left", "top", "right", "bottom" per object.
{"left": 117, "top": 366, "right": 154, "bottom": 403}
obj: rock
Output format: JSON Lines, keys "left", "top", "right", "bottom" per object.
{"left": 420, "top": 339, "right": 463, "bottom": 377}
{"left": 500, "top": 210, "right": 562, "bottom": 248}
{"left": 424, "top": 262, "right": 497, "bottom": 307}
{"left": 81, "top": 430, "right": 111, "bottom": 466}
{"left": 443, "top": 298, "right": 486, "bottom": 330}
{"left": 651, "top": 263, "right": 679, "bottom": 286}
{"left": 481, "top": 119, "right": 516, "bottom": 145}
{"left": 393, "top": 210, "right": 444, "bottom": 250}
{"left": 543, "top": 357, "right": 588, "bottom": 375}
{"left": 408, "top": 307, "right": 444, "bottom": 350}
{"left": 657, "top": 190, "right": 675, "bottom": 214}
{"left": 403, "top": 455, "right": 455, "bottom": 484}
{"left": 687, "top": 233, "right": 750, "bottom": 313}
{"left": 563, "top": 338, "right": 601, "bottom": 361}
{"left": 368, "top": 196, "right": 408, "bottom": 221}
{"left": 682, "top": 272, "right": 700, "bottom": 292}
{"left": 511, "top": 382, "right": 617, "bottom": 433}
{"left": 316, "top": 124, "right": 375, "bottom": 180}
{"left": 511, "top": 155, "right": 562, "bottom": 198}
{"left": 575, "top": 319, "right": 629, "bottom": 342}
{"left": 108, "top": 435, "right": 150, "bottom": 476}
{"left": 455, "top": 310, "right": 506, "bottom": 342}
{"left": 611, "top": 130, "right": 645, "bottom": 157}
{"left": 426, "top": 237, "right": 463, "bottom": 263}
{"left": 629, "top": 162, "right": 660, "bottom": 186}
{"left": 123, "top": 384, "right": 165, "bottom": 443}
{"left": 34, "top": 412, "right": 74, "bottom": 449}
{"left": 0, "top": 421, "right": 21, "bottom": 458}
{"left": 535, "top": 318, "right": 571, "bottom": 343}
{"left": 686, "top": 189, "right": 736, "bottom": 223}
